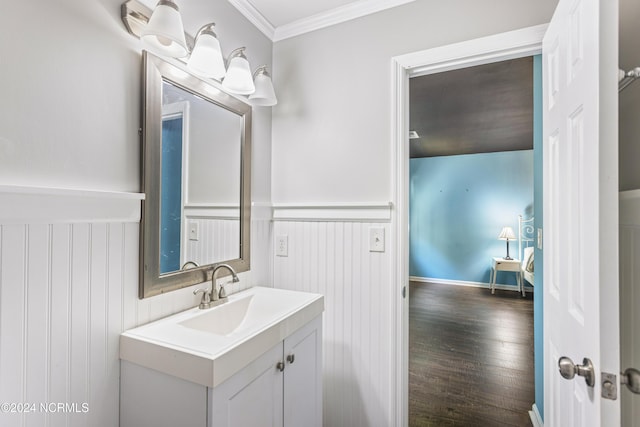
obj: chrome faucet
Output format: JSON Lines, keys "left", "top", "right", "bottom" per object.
{"left": 210, "top": 264, "right": 239, "bottom": 302}
{"left": 192, "top": 264, "right": 239, "bottom": 309}
{"left": 181, "top": 261, "right": 199, "bottom": 270}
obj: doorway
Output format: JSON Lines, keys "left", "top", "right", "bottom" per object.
{"left": 390, "top": 25, "right": 548, "bottom": 426}
{"left": 407, "top": 56, "right": 538, "bottom": 425}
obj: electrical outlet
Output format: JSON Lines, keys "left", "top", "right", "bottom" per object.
{"left": 369, "top": 227, "right": 385, "bottom": 252}
{"left": 276, "top": 235, "right": 288, "bottom": 257}
{"left": 189, "top": 222, "right": 199, "bottom": 241}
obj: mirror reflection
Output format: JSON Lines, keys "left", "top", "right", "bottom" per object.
{"left": 140, "top": 52, "right": 251, "bottom": 299}
{"left": 160, "top": 80, "right": 242, "bottom": 275}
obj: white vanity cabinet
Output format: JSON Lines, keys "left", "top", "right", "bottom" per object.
{"left": 210, "top": 315, "right": 322, "bottom": 427}
{"left": 120, "top": 315, "right": 322, "bottom": 427}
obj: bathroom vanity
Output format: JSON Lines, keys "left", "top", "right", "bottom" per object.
{"left": 120, "top": 287, "right": 324, "bottom": 427}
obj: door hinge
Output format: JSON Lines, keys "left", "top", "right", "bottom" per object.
{"left": 601, "top": 372, "right": 617, "bottom": 400}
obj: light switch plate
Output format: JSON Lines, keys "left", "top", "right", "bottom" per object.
{"left": 537, "top": 228, "right": 543, "bottom": 250}
{"left": 369, "top": 227, "right": 385, "bottom": 252}
{"left": 189, "top": 222, "right": 199, "bottom": 241}
{"left": 276, "top": 235, "right": 288, "bottom": 257}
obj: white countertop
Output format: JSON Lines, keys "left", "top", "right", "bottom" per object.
{"left": 120, "top": 286, "right": 324, "bottom": 388}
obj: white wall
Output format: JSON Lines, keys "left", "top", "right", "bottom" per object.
{"left": 619, "top": 0, "right": 640, "bottom": 191}
{"left": 184, "top": 97, "right": 242, "bottom": 205}
{"left": 0, "top": 0, "right": 272, "bottom": 200}
{"left": 0, "top": 0, "right": 273, "bottom": 426}
{"left": 271, "top": 0, "right": 558, "bottom": 203}
{"left": 271, "top": 1, "right": 557, "bottom": 425}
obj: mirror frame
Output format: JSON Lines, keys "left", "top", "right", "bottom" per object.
{"left": 140, "top": 51, "right": 251, "bottom": 299}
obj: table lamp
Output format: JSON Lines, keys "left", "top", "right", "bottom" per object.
{"left": 498, "top": 226, "right": 516, "bottom": 260}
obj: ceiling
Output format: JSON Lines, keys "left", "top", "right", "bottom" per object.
{"left": 227, "top": 0, "right": 416, "bottom": 41}
{"left": 409, "top": 56, "right": 534, "bottom": 158}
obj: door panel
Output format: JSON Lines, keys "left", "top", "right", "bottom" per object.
{"left": 543, "top": 0, "right": 619, "bottom": 425}
{"left": 209, "top": 342, "right": 283, "bottom": 427}
{"left": 283, "top": 316, "right": 322, "bottom": 427}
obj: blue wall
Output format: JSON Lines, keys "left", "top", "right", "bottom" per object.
{"left": 410, "top": 150, "right": 533, "bottom": 288}
{"left": 160, "top": 117, "right": 183, "bottom": 274}
{"left": 533, "top": 54, "right": 544, "bottom": 421}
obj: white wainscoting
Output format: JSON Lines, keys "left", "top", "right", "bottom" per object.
{"left": 272, "top": 204, "right": 394, "bottom": 427}
{"left": 0, "top": 186, "right": 266, "bottom": 427}
{"left": 184, "top": 217, "right": 240, "bottom": 268}
{"left": 619, "top": 190, "right": 640, "bottom": 427}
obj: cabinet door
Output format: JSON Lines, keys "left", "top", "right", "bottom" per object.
{"left": 283, "top": 316, "right": 322, "bottom": 427}
{"left": 209, "top": 342, "right": 283, "bottom": 427}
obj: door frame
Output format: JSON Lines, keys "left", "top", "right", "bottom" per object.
{"left": 390, "top": 24, "right": 548, "bottom": 426}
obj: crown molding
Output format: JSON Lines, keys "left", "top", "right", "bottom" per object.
{"left": 274, "top": 0, "right": 415, "bottom": 41}
{"left": 229, "top": 0, "right": 416, "bottom": 42}
{"left": 227, "top": 0, "right": 276, "bottom": 40}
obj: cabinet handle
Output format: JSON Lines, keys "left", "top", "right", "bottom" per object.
{"left": 286, "top": 354, "right": 295, "bottom": 364}
{"left": 276, "top": 361, "right": 285, "bottom": 372}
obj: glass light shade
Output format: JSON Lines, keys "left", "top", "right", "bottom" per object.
{"left": 498, "top": 226, "right": 516, "bottom": 240}
{"left": 249, "top": 67, "right": 277, "bottom": 106}
{"left": 187, "top": 24, "right": 226, "bottom": 79}
{"left": 141, "top": 0, "right": 188, "bottom": 58}
{"left": 222, "top": 48, "right": 255, "bottom": 95}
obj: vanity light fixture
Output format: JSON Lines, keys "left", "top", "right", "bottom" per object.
{"left": 140, "top": 0, "right": 188, "bottom": 58}
{"left": 222, "top": 48, "right": 256, "bottom": 95}
{"left": 121, "top": 0, "right": 278, "bottom": 102}
{"left": 249, "top": 66, "right": 277, "bottom": 106}
{"left": 187, "top": 24, "right": 226, "bottom": 80}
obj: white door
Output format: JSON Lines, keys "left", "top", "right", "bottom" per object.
{"left": 543, "top": 0, "right": 619, "bottom": 425}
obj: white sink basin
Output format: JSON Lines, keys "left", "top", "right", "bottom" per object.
{"left": 120, "top": 287, "right": 323, "bottom": 388}
{"left": 179, "top": 294, "right": 254, "bottom": 335}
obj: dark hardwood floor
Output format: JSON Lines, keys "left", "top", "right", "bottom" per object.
{"left": 409, "top": 281, "right": 534, "bottom": 427}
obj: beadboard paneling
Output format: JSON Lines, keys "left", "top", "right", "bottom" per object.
{"left": 185, "top": 217, "right": 241, "bottom": 268}
{"left": 0, "top": 188, "right": 270, "bottom": 427}
{"left": 0, "top": 223, "right": 132, "bottom": 427}
{"left": 273, "top": 220, "right": 393, "bottom": 427}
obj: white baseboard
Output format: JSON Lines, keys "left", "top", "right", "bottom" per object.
{"left": 409, "top": 276, "right": 533, "bottom": 293}
{"left": 529, "top": 403, "right": 543, "bottom": 427}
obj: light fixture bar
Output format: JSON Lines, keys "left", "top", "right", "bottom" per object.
{"left": 121, "top": 0, "right": 194, "bottom": 50}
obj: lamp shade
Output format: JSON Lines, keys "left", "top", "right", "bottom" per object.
{"left": 187, "top": 24, "right": 226, "bottom": 79}
{"left": 498, "top": 227, "right": 516, "bottom": 240}
{"left": 222, "top": 48, "right": 255, "bottom": 95}
{"left": 249, "top": 66, "right": 277, "bottom": 106}
{"left": 141, "top": 0, "right": 188, "bottom": 58}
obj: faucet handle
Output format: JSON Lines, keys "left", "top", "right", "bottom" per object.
{"left": 218, "top": 281, "right": 232, "bottom": 299}
{"left": 193, "top": 288, "right": 211, "bottom": 309}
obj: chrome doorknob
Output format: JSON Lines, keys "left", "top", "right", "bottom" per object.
{"left": 558, "top": 356, "right": 595, "bottom": 387}
{"left": 621, "top": 367, "right": 640, "bottom": 394}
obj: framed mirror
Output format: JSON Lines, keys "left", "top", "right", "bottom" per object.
{"left": 140, "top": 52, "right": 251, "bottom": 298}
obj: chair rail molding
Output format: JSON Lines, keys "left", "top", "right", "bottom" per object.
{"left": 272, "top": 201, "right": 393, "bottom": 222}
{"left": 0, "top": 185, "right": 144, "bottom": 224}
